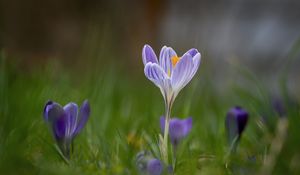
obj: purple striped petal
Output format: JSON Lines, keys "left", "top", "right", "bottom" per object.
{"left": 159, "top": 46, "right": 177, "bottom": 76}
{"left": 45, "top": 102, "right": 64, "bottom": 123}
{"left": 74, "top": 100, "right": 90, "bottom": 135}
{"left": 147, "top": 159, "right": 163, "bottom": 175}
{"left": 54, "top": 111, "right": 68, "bottom": 140}
{"left": 142, "top": 44, "right": 158, "bottom": 65}
{"left": 171, "top": 53, "right": 194, "bottom": 92}
{"left": 43, "top": 100, "right": 54, "bottom": 121}
{"left": 63, "top": 102, "right": 78, "bottom": 136}
{"left": 144, "top": 63, "right": 170, "bottom": 91}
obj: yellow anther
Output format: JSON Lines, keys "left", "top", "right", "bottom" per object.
{"left": 126, "top": 133, "right": 144, "bottom": 149}
{"left": 171, "top": 56, "right": 180, "bottom": 67}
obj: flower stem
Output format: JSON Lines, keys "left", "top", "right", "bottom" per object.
{"left": 162, "top": 98, "right": 172, "bottom": 165}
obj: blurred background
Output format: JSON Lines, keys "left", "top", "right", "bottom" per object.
{"left": 1, "top": 0, "right": 300, "bottom": 88}
{"left": 1, "top": 0, "right": 300, "bottom": 174}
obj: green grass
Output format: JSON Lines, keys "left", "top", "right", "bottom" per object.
{"left": 0, "top": 47, "right": 299, "bottom": 175}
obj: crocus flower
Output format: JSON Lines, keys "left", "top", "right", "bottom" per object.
{"left": 272, "top": 97, "right": 286, "bottom": 117}
{"left": 143, "top": 44, "right": 200, "bottom": 164}
{"left": 147, "top": 159, "right": 163, "bottom": 175}
{"left": 160, "top": 116, "right": 192, "bottom": 147}
{"left": 43, "top": 100, "right": 90, "bottom": 158}
{"left": 225, "top": 106, "right": 248, "bottom": 144}
{"left": 142, "top": 44, "right": 201, "bottom": 107}
{"left": 136, "top": 151, "right": 163, "bottom": 175}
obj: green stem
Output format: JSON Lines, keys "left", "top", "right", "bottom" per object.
{"left": 55, "top": 143, "right": 70, "bottom": 165}
{"left": 162, "top": 98, "right": 172, "bottom": 165}
{"left": 172, "top": 144, "right": 177, "bottom": 170}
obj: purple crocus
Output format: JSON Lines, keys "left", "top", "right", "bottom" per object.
{"left": 142, "top": 44, "right": 201, "bottom": 106}
{"left": 225, "top": 106, "right": 248, "bottom": 144}
{"left": 136, "top": 151, "right": 163, "bottom": 175}
{"left": 143, "top": 44, "right": 200, "bottom": 164}
{"left": 147, "top": 159, "right": 163, "bottom": 175}
{"left": 160, "top": 116, "right": 192, "bottom": 147}
{"left": 272, "top": 97, "right": 286, "bottom": 117}
{"left": 43, "top": 100, "right": 90, "bottom": 158}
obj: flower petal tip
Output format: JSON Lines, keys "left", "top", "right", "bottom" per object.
{"left": 43, "top": 100, "right": 54, "bottom": 121}
{"left": 142, "top": 44, "right": 158, "bottom": 65}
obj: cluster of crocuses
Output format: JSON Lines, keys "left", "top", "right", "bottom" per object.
{"left": 42, "top": 44, "right": 249, "bottom": 174}
{"left": 139, "top": 45, "right": 249, "bottom": 175}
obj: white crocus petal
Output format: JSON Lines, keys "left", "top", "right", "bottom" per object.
{"left": 142, "top": 44, "right": 158, "bottom": 65}
{"left": 178, "top": 53, "right": 201, "bottom": 92}
{"left": 191, "top": 53, "right": 201, "bottom": 78}
{"left": 159, "top": 46, "right": 177, "bottom": 76}
{"left": 144, "top": 63, "right": 171, "bottom": 97}
{"left": 170, "top": 53, "right": 194, "bottom": 94}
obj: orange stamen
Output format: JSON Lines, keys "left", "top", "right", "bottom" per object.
{"left": 171, "top": 56, "right": 180, "bottom": 67}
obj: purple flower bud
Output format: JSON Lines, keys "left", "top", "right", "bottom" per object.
{"left": 147, "top": 159, "right": 163, "bottom": 175}
{"left": 225, "top": 106, "right": 249, "bottom": 143}
{"left": 43, "top": 100, "right": 90, "bottom": 158}
{"left": 272, "top": 97, "right": 286, "bottom": 117}
{"left": 167, "top": 165, "right": 174, "bottom": 174}
{"left": 135, "top": 151, "right": 163, "bottom": 175}
{"left": 160, "top": 116, "right": 192, "bottom": 147}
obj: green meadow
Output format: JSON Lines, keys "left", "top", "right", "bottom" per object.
{"left": 0, "top": 38, "right": 300, "bottom": 175}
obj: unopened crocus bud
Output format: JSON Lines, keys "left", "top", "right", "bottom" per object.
{"left": 272, "top": 97, "right": 286, "bottom": 117}
{"left": 225, "top": 106, "right": 249, "bottom": 144}
{"left": 147, "top": 159, "right": 163, "bottom": 175}
{"left": 135, "top": 151, "right": 163, "bottom": 175}
{"left": 160, "top": 116, "right": 192, "bottom": 147}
